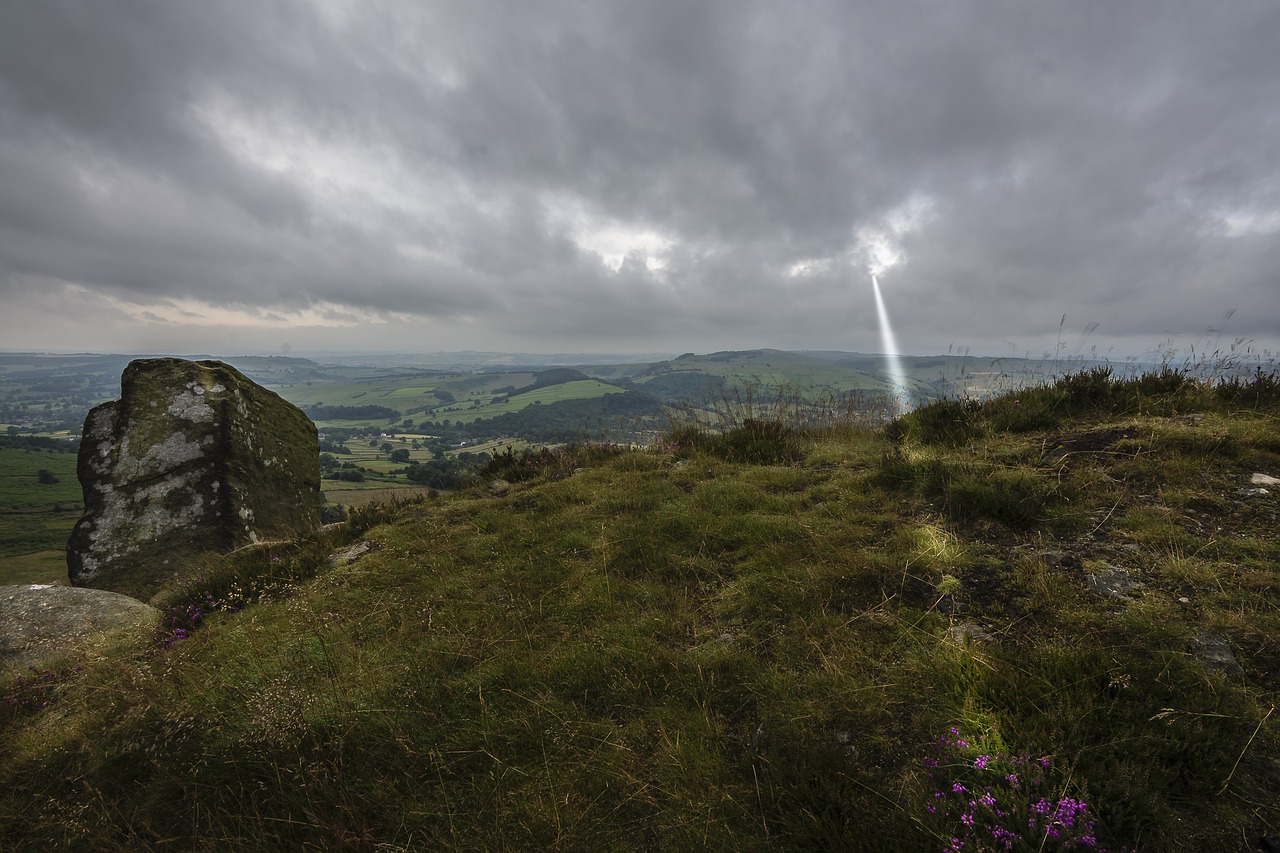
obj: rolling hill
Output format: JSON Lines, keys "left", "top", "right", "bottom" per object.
{"left": 2, "top": 368, "right": 1278, "bottom": 849}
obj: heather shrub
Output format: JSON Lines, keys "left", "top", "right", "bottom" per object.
{"left": 659, "top": 419, "right": 802, "bottom": 465}
{"left": 923, "top": 728, "right": 1131, "bottom": 852}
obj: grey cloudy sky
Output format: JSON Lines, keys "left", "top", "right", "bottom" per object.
{"left": 1, "top": 0, "right": 1277, "bottom": 361}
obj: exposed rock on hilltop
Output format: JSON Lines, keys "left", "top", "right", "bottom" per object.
{"left": 67, "top": 358, "right": 321, "bottom": 599}
{"left": 1, "top": 584, "right": 159, "bottom": 672}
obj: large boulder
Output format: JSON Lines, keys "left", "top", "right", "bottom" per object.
{"left": 67, "top": 358, "right": 321, "bottom": 599}
{"left": 1, "top": 584, "right": 160, "bottom": 673}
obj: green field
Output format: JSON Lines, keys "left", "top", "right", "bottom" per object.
{"left": 0, "top": 508, "right": 79, "bottom": 554}
{"left": 332, "top": 438, "right": 434, "bottom": 469}
{"left": 447, "top": 437, "right": 534, "bottom": 457}
{"left": 0, "top": 446, "right": 81, "bottom": 509}
{"left": 277, "top": 379, "right": 444, "bottom": 408}
{"left": 644, "top": 350, "right": 897, "bottom": 396}
{"left": 0, "top": 548, "right": 67, "bottom": 585}
{"left": 420, "top": 379, "right": 626, "bottom": 425}
{"left": 275, "top": 372, "right": 542, "bottom": 430}
{"left": 0, "top": 446, "right": 82, "bottom": 584}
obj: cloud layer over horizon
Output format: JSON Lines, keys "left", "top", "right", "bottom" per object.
{"left": 2, "top": 1, "right": 1277, "bottom": 361}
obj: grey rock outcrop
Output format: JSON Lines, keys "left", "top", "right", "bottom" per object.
{"left": 1, "top": 584, "right": 160, "bottom": 672}
{"left": 1086, "top": 565, "right": 1143, "bottom": 602}
{"left": 1190, "top": 632, "right": 1245, "bottom": 677}
{"left": 67, "top": 358, "right": 321, "bottom": 599}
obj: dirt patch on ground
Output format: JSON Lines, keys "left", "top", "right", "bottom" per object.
{"left": 1040, "top": 426, "right": 1143, "bottom": 461}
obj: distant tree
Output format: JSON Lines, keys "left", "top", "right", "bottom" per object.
{"left": 36, "top": 468, "right": 59, "bottom": 485}
{"left": 405, "top": 459, "right": 472, "bottom": 490}
{"left": 380, "top": 442, "right": 394, "bottom": 454}
{"left": 368, "top": 439, "right": 379, "bottom": 447}
{"left": 390, "top": 448, "right": 411, "bottom": 463}
{"left": 320, "top": 503, "right": 347, "bottom": 523}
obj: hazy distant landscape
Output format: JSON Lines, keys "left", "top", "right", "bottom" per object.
{"left": 0, "top": 346, "right": 1145, "bottom": 438}
{"left": 3, "top": 345, "right": 1270, "bottom": 590}
{"left": 0, "top": 346, "right": 1002, "bottom": 585}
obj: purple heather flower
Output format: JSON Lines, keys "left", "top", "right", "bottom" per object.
{"left": 974, "top": 754, "right": 991, "bottom": 769}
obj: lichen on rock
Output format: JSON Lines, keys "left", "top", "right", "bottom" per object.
{"left": 67, "top": 358, "right": 321, "bottom": 600}
{"left": 1, "top": 584, "right": 160, "bottom": 673}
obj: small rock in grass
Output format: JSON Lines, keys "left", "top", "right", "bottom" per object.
{"left": 1037, "top": 549, "right": 1081, "bottom": 570}
{"left": 1087, "top": 566, "right": 1142, "bottom": 601}
{"left": 946, "top": 621, "right": 994, "bottom": 646}
{"left": 1190, "top": 632, "right": 1245, "bottom": 677}
{"left": 329, "top": 541, "right": 371, "bottom": 566}
{"left": 1251, "top": 473, "right": 1280, "bottom": 486}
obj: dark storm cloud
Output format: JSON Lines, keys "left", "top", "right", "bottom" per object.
{"left": 1, "top": 0, "right": 1277, "bottom": 355}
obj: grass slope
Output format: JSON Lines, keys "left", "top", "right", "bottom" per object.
{"left": 1, "top": 370, "right": 1278, "bottom": 850}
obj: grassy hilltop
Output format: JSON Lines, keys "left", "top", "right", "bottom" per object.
{"left": 2, "top": 369, "right": 1279, "bottom": 850}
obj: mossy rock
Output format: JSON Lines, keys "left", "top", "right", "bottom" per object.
{"left": 67, "top": 358, "right": 321, "bottom": 599}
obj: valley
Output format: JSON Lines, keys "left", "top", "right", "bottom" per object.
{"left": 0, "top": 347, "right": 1177, "bottom": 586}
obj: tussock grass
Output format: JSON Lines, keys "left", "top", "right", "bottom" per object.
{"left": 2, "top": 368, "right": 1279, "bottom": 850}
